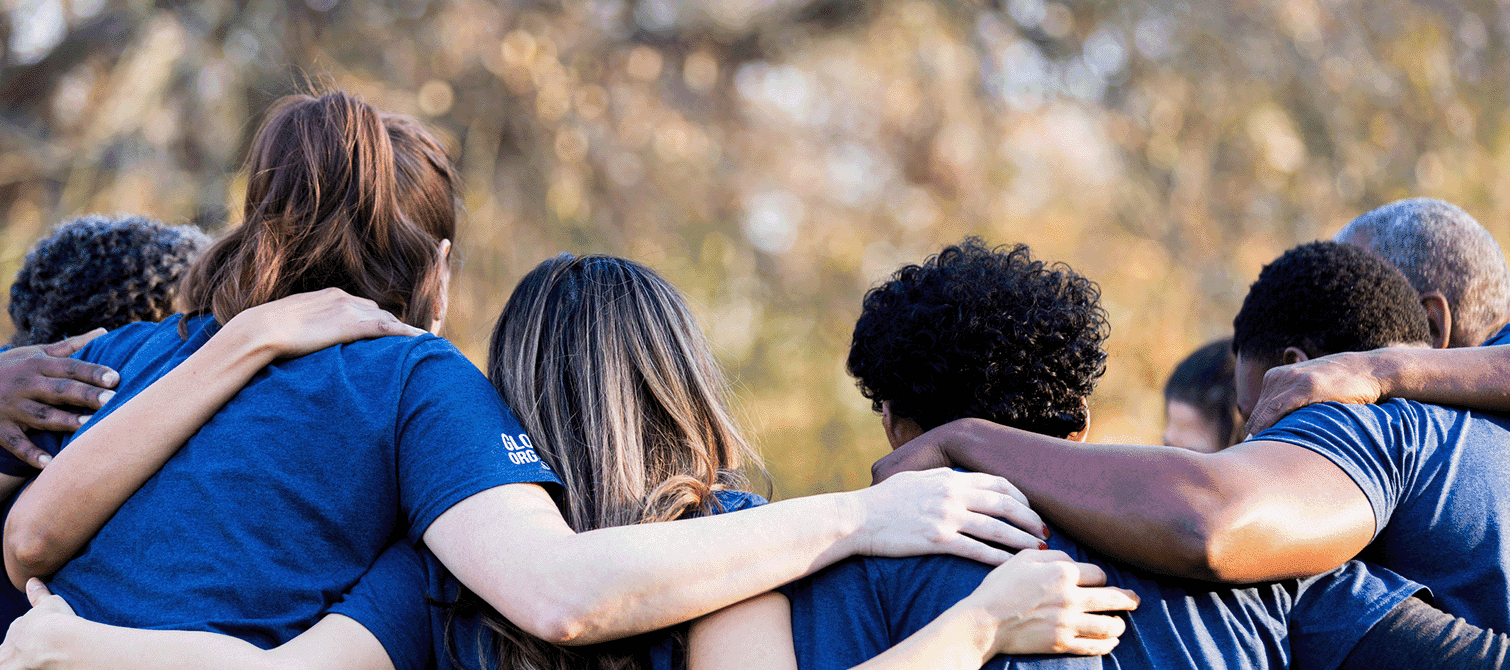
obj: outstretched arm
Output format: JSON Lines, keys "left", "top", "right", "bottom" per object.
{"left": 4, "top": 289, "right": 424, "bottom": 588}
{"left": 424, "top": 467, "right": 1049, "bottom": 646}
{"left": 1245, "top": 345, "right": 1510, "bottom": 435}
{"left": 0, "top": 581, "right": 393, "bottom": 670}
{"left": 872, "top": 419, "right": 1376, "bottom": 583}
{"left": 686, "top": 550, "right": 1139, "bottom": 670}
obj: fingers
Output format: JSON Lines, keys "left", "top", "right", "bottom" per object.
{"left": 7, "top": 399, "right": 90, "bottom": 432}
{"left": 957, "top": 470, "right": 1030, "bottom": 508}
{"left": 934, "top": 534, "right": 1013, "bottom": 566}
{"left": 960, "top": 513, "right": 1046, "bottom": 551}
{"left": 1077, "top": 585, "right": 1140, "bottom": 613}
{"left": 962, "top": 487, "right": 1044, "bottom": 539}
{"left": 30, "top": 361, "right": 116, "bottom": 408}
{"left": 23, "top": 579, "right": 48, "bottom": 607}
{"left": 1071, "top": 611, "right": 1128, "bottom": 640}
{"left": 0, "top": 422, "right": 49, "bottom": 468}
{"left": 1055, "top": 626, "right": 1122, "bottom": 656}
{"left": 38, "top": 328, "right": 107, "bottom": 358}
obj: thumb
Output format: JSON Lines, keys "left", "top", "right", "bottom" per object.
{"left": 24, "top": 578, "right": 49, "bottom": 607}
{"left": 40, "top": 328, "right": 108, "bottom": 358}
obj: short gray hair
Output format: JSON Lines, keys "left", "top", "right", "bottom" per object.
{"left": 1335, "top": 198, "right": 1510, "bottom": 346}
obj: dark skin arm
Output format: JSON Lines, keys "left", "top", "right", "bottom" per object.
{"left": 1245, "top": 345, "right": 1510, "bottom": 435}
{"left": 873, "top": 418, "right": 1376, "bottom": 583}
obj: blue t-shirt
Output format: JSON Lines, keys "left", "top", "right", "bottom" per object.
{"left": 1258, "top": 398, "right": 1510, "bottom": 633}
{"left": 786, "top": 530, "right": 1420, "bottom": 670}
{"left": 1481, "top": 322, "right": 1510, "bottom": 347}
{"left": 331, "top": 489, "right": 770, "bottom": 670}
{"left": 0, "top": 314, "right": 559, "bottom": 648}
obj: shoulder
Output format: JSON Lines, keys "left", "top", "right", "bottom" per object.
{"left": 77, "top": 315, "right": 195, "bottom": 366}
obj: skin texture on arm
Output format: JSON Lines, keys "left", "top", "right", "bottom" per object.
{"left": 1245, "top": 345, "right": 1510, "bottom": 435}
{"left": 686, "top": 550, "right": 1138, "bottom": 670}
{"left": 872, "top": 419, "right": 1376, "bottom": 583}
{"left": 0, "top": 581, "right": 393, "bottom": 670}
{"left": 3, "top": 289, "right": 424, "bottom": 589}
{"left": 423, "top": 467, "right": 1043, "bottom": 646}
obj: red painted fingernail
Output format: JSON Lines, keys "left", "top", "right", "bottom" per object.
{"left": 1043, "top": 525, "right": 1051, "bottom": 539}
{"left": 1038, "top": 541, "right": 1049, "bottom": 550}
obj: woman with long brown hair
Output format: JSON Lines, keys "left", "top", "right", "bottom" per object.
{"left": 0, "top": 90, "right": 1122, "bottom": 667}
{"left": 0, "top": 254, "right": 1130, "bottom": 670}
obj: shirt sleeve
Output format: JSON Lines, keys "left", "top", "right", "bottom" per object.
{"left": 1256, "top": 400, "right": 1420, "bottom": 538}
{"left": 326, "top": 541, "right": 434, "bottom": 670}
{"left": 785, "top": 558, "right": 892, "bottom": 670}
{"left": 1288, "top": 560, "right": 1428, "bottom": 670}
{"left": 393, "top": 338, "right": 561, "bottom": 543}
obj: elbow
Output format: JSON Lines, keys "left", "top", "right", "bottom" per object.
{"left": 1158, "top": 513, "right": 1250, "bottom": 583}
{"left": 4, "top": 520, "right": 61, "bottom": 590}
{"left": 498, "top": 595, "right": 598, "bottom": 645}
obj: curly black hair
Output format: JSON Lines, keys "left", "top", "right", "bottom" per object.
{"left": 9, "top": 215, "right": 210, "bottom": 346}
{"left": 1233, "top": 240, "right": 1430, "bottom": 364}
{"left": 847, "top": 238, "right": 1109, "bottom": 438}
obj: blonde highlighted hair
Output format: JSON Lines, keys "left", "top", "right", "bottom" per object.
{"left": 461, "top": 254, "right": 764, "bottom": 670}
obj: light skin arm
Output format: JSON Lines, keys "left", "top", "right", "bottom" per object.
{"left": 872, "top": 419, "right": 1376, "bottom": 583}
{"left": 3, "top": 289, "right": 425, "bottom": 589}
{"left": 1245, "top": 345, "right": 1510, "bottom": 435}
{"left": 687, "top": 550, "right": 1139, "bottom": 670}
{"left": 0, "top": 580, "right": 393, "bottom": 670}
{"left": 423, "top": 466, "right": 1046, "bottom": 646}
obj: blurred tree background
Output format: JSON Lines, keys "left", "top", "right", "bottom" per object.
{"left": 1, "top": 0, "right": 1506, "bottom": 497}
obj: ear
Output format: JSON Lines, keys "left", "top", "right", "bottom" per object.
{"left": 881, "top": 401, "right": 903, "bottom": 450}
{"left": 1282, "top": 346, "right": 1310, "bottom": 365}
{"left": 1065, "top": 401, "right": 1091, "bottom": 443}
{"left": 1419, "top": 291, "right": 1452, "bottom": 349}
{"left": 430, "top": 239, "right": 454, "bottom": 334}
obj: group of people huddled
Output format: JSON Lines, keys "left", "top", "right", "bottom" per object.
{"left": 0, "top": 89, "right": 1504, "bottom": 669}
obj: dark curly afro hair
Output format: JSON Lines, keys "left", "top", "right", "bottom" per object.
{"left": 847, "top": 238, "right": 1109, "bottom": 438}
{"left": 1233, "top": 240, "right": 1430, "bottom": 364}
{"left": 9, "top": 214, "right": 210, "bottom": 347}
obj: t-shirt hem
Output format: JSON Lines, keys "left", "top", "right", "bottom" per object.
{"left": 1252, "top": 431, "right": 1388, "bottom": 539}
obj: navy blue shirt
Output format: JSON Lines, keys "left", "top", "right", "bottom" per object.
{"left": 331, "top": 489, "right": 770, "bottom": 670}
{"left": 1258, "top": 398, "right": 1510, "bottom": 633}
{"left": 0, "top": 314, "right": 559, "bottom": 648}
{"left": 787, "top": 530, "right": 1420, "bottom": 670}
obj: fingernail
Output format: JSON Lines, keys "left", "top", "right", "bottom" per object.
{"left": 77, "top": 414, "right": 92, "bottom": 425}
{"left": 1038, "top": 541, "right": 1049, "bottom": 550}
{"left": 99, "top": 391, "right": 115, "bottom": 404}
{"left": 102, "top": 371, "right": 120, "bottom": 386}
{"left": 37, "top": 454, "right": 50, "bottom": 466}
{"left": 1043, "top": 524, "right": 1051, "bottom": 539}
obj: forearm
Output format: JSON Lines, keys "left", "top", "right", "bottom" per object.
{"left": 1365, "top": 346, "right": 1510, "bottom": 409}
{"left": 853, "top": 605, "right": 995, "bottom": 670}
{"left": 934, "top": 421, "right": 1371, "bottom": 581}
{"left": 429, "top": 485, "right": 866, "bottom": 645}
{"left": 4, "top": 325, "right": 278, "bottom": 587}
{"left": 11, "top": 620, "right": 282, "bottom": 670}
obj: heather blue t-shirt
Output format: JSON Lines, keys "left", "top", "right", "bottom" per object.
{"left": 787, "top": 530, "right": 1420, "bottom": 670}
{"left": 1258, "top": 398, "right": 1510, "bottom": 633}
{"left": 0, "top": 314, "right": 559, "bottom": 648}
{"left": 1481, "top": 322, "right": 1510, "bottom": 347}
{"left": 332, "top": 489, "right": 769, "bottom": 670}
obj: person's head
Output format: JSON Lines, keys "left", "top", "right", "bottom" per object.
{"left": 848, "top": 238, "right": 1109, "bottom": 446}
{"left": 1334, "top": 198, "right": 1510, "bottom": 348}
{"left": 477, "top": 253, "right": 763, "bottom": 669}
{"left": 1232, "top": 240, "right": 1431, "bottom": 418}
{"left": 1161, "top": 339, "right": 1240, "bottom": 453}
{"left": 8, "top": 214, "right": 209, "bottom": 346}
{"left": 178, "top": 90, "right": 457, "bottom": 332}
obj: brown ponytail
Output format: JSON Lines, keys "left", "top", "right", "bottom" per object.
{"left": 178, "top": 90, "right": 456, "bottom": 328}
